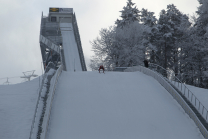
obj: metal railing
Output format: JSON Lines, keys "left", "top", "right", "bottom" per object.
{"left": 72, "top": 14, "right": 87, "bottom": 71}
{"left": 39, "top": 35, "right": 60, "bottom": 54}
{"left": 29, "top": 62, "right": 56, "bottom": 139}
{"left": 41, "top": 65, "right": 63, "bottom": 139}
{"left": 148, "top": 63, "right": 208, "bottom": 123}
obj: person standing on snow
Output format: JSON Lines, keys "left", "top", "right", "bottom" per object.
{"left": 143, "top": 60, "right": 149, "bottom": 68}
{"left": 99, "top": 65, "right": 105, "bottom": 73}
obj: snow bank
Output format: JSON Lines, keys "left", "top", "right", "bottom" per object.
{"left": 0, "top": 77, "right": 39, "bottom": 139}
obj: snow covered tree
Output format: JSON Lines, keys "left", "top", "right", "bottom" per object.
{"left": 114, "top": 22, "right": 151, "bottom": 67}
{"left": 140, "top": 8, "right": 158, "bottom": 61}
{"left": 90, "top": 22, "right": 151, "bottom": 70}
{"left": 174, "top": 27, "right": 196, "bottom": 84}
{"left": 90, "top": 1, "right": 145, "bottom": 70}
{"left": 115, "top": 0, "right": 140, "bottom": 28}
{"left": 151, "top": 4, "right": 190, "bottom": 76}
{"left": 186, "top": 0, "right": 208, "bottom": 87}
{"left": 195, "top": 0, "right": 208, "bottom": 37}
{"left": 169, "top": 18, "right": 208, "bottom": 88}
{"left": 184, "top": 34, "right": 207, "bottom": 87}
{"left": 140, "top": 8, "right": 157, "bottom": 27}
{"left": 90, "top": 26, "right": 116, "bottom": 71}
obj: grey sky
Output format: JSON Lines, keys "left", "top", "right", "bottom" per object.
{"left": 0, "top": 0, "right": 199, "bottom": 83}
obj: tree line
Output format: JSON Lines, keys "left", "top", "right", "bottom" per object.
{"left": 90, "top": 0, "right": 208, "bottom": 88}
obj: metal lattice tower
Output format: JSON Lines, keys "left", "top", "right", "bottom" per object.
{"left": 40, "top": 8, "right": 87, "bottom": 71}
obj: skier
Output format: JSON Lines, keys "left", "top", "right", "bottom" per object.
{"left": 143, "top": 60, "right": 149, "bottom": 68}
{"left": 99, "top": 65, "right": 105, "bottom": 73}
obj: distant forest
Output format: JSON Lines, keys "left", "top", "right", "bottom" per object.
{"left": 90, "top": 0, "right": 208, "bottom": 88}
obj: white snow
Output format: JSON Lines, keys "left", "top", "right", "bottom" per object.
{"left": 0, "top": 77, "right": 40, "bottom": 139}
{"left": 164, "top": 32, "right": 172, "bottom": 38}
{"left": 187, "top": 84, "right": 208, "bottom": 110}
{"left": 60, "top": 23, "right": 82, "bottom": 71}
{"left": 47, "top": 71, "right": 204, "bottom": 139}
{"left": 0, "top": 70, "right": 207, "bottom": 139}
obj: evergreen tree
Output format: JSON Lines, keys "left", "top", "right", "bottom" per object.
{"left": 140, "top": 8, "right": 158, "bottom": 61}
{"left": 191, "top": 0, "right": 208, "bottom": 87}
{"left": 140, "top": 8, "right": 157, "bottom": 27}
{"left": 90, "top": 22, "right": 151, "bottom": 70}
{"left": 114, "top": 22, "right": 150, "bottom": 67}
{"left": 154, "top": 8, "right": 176, "bottom": 70}
{"left": 115, "top": 0, "right": 140, "bottom": 28}
{"left": 173, "top": 23, "right": 208, "bottom": 88}
{"left": 188, "top": 34, "right": 207, "bottom": 87}
{"left": 195, "top": 0, "right": 208, "bottom": 37}
{"left": 152, "top": 4, "right": 190, "bottom": 75}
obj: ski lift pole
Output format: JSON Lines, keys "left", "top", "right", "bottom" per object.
{"left": 74, "top": 59, "right": 75, "bottom": 72}
{"left": 6, "top": 77, "right": 9, "bottom": 85}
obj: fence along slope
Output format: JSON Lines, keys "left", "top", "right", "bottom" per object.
{"left": 41, "top": 65, "right": 63, "bottom": 139}
{"left": 29, "top": 63, "right": 62, "bottom": 139}
{"left": 124, "top": 65, "right": 208, "bottom": 139}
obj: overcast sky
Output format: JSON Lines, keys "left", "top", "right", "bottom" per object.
{"left": 0, "top": 0, "right": 199, "bottom": 84}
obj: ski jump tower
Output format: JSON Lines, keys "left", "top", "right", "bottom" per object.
{"left": 39, "top": 7, "right": 87, "bottom": 71}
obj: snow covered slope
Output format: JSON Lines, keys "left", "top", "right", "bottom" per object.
{"left": 47, "top": 71, "right": 204, "bottom": 139}
{"left": 60, "top": 23, "right": 82, "bottom": 71}
{"left": 0, "top": 77, "right": 39, "bottom": 139}
{"left": 187, "top": 85, "right": 208, "bottom": 110}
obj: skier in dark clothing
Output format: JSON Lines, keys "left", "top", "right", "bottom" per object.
{"left": 99, "top": 65, "right": 105, "bottom": 73}
{"left": 143, "top": 60, "right": 149, "bottom": 68}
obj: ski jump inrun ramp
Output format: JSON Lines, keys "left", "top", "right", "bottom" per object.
{"left": 46, "top": 71, "right": 203, "bottom": 139}
{"left": 60, "top": 23, "right": 82, "bottom": 71}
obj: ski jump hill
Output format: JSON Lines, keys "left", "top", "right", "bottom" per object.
{"left": 22, "top": 7, "right": 208, "bottom": 139}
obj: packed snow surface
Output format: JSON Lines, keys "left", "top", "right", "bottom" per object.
{"left": 47, "top": 71, "right": 204, "bottom": 139}
{"left": 0, "top": 77, "right": 40, "bottom": 139}
{"left": 60, "top": 23, "right": 82, "bottom": 71}
{"left": 187, "top": 85, "right": 208, "bottom": 109}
